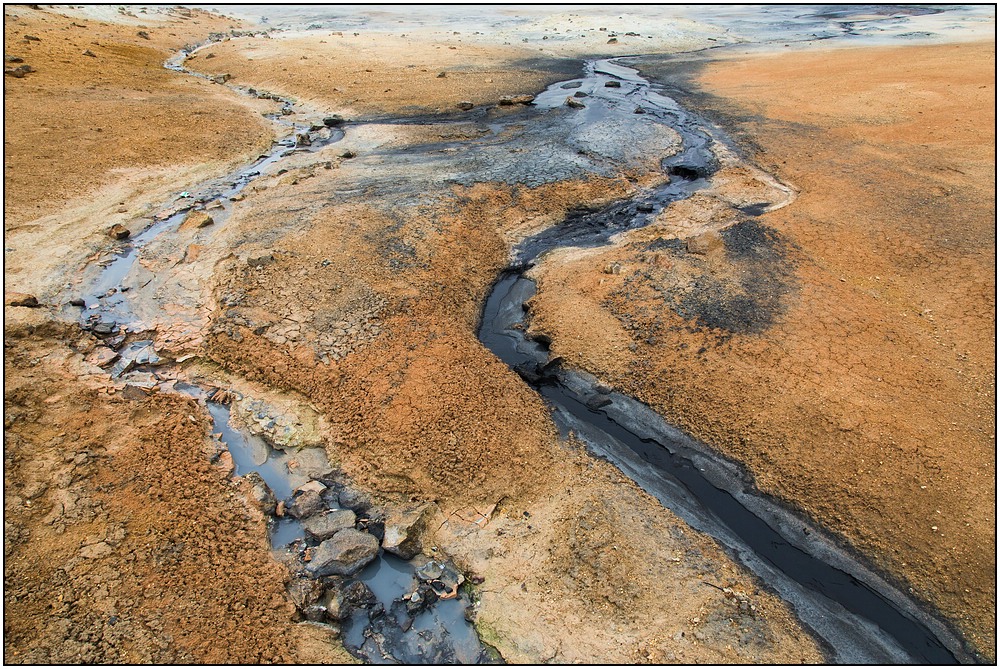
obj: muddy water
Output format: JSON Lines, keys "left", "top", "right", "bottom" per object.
{"left": 478, "top": 61, "right": 968, "bottom": 665}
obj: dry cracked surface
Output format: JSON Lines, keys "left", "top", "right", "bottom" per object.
{"left": 4, "top": 4, "right": 993, "bottom": 665}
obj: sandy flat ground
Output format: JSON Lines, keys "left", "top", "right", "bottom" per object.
{"left": 3, "top": 3, "right": 994, "bottom": 665}
{"left": 530, "top": 40, "right": 995, "bottom": 660}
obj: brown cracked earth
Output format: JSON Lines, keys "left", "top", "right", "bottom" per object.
{"left": 4, "top": 4, "right": 995, "bottom": 665}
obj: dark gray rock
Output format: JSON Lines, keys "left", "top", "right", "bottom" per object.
{"left": 306, "top": 529, "right": 379, "bottom": 577}
{"left": 247, "top": 252, "right": 274, "bottom": 267}
{"left": 288, "top": 490, "right": 324, "bottom": 519}
{"left": 456, "top": 101, "right": 474, "bottom": 111}
{"left": 322, "top": 115, "right": 346, "bottom": 127}
{"left": 338, "top": 486, "right": 373, "bottom": 513}
{"left": 303, "top": 509, "right": 356, "bottom": 541}
{"left": 286, "top": 576, "right": 324, "bottom": 610}
{"left": 604, "top": 80, "right": 621, "bottom": 88}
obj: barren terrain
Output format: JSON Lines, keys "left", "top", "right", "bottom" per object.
{"left": 4, "top": 4, "right": 994, "bottom": 665}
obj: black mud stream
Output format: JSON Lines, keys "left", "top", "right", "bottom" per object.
{"left": 478, "top": 59, "right": 971, "bottom": 665}
{"left": 72, "top": 33, "right": 974, "bottom": 665}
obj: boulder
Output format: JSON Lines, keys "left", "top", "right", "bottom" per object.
{"left": 303, "top": 509, "right": 356, "bottom": 541}
{"left": 306, "top": 529, "right": 379, "bottom": 577}
{"left": 382, "top": 504, "right": 432, "bottom": 560}
{"left": 288, "top": 490, "right": 324, "bottom": 519}
{"left": 565, "top": 96, "right": 585, "bottom": 109}
{"left": 108, "top": 223, "right": 130, "bottom": 240}
{"left": 179, "top": 210, "right": 213, "bottom": 231}
{"left": 5, "top": 292, "right": 39, "bottom": 308}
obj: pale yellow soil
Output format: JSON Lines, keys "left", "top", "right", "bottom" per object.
{"left": 529, "top": 40, "right": 996, "bottom": 660}
{"left": 3, "top": 5, "right": 275, "bottom": 299}
{"left": 187, "top": 30, "right": 579, "bottom": 117}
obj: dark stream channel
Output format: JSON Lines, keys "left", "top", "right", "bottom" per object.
{"left": 75, "top": 33, "right": 975, "bottom": 664}
{"left": 477, "top": 59, "right": 970, "bottom": 665}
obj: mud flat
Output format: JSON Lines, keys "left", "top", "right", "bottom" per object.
{"left": 4, "top": 4, "right": 994, "bottom": 665}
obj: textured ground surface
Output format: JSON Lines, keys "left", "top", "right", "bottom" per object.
{"left": 530, "top": 40, "right": 996, "bottom": 660}
{"left": 4, "top": 4, "right": 993, "bottom": 665}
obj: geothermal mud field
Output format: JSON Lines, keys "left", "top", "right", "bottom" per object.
{"left": 4, "top": 4, "right": 996, "bottom": 665}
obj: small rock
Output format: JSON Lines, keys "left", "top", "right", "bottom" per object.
{"left": 322, "top": 587, "right": 348, "bottom": 620}
{"left": 686, "top": 230, "right": 722, "bottom": 256}
{"left": 322, "top": 115, "right": 346, "bottom": 127}
{"left": 288, "top": 490, "right": 324, "bottom": 519}
{"left": 456, "top": 101, "right": 474, "bottom": 111}
{"left": 573, "top": 91, "right": 588, "bottom": 98}
{"left": 565, "top": 96, "right": 585, "bottom": 109}
{"left": 340, "top": 150, "right": 356, "bottom": 159}
{"left": 5, "top": 292, "right": 39, "bottom": 308}
{"left": 297, "top": 480, "right": 327, "bottom": 495}
{"left": 80, "top": 542, "right": 113, "bottom": 559}
{"left": 604, "top": 80, "right": 621, "bottom": 88}
{"left": 512, "top": 94, "right": 535, "bottom": 105}
{"left": 86, "top": 347, "right": 119, "bottom": 368}
{"left": 246, "top": 252, "right": 273, "bottom": 267}
{"left": 179, "top": 210, "right": 213, "bottom": 231}
{"left": 121, "top": 384, "right": 149, "bottom": 401}
{"left": 636, "top": 202, "right": 654, "bottom": 213}
{"left": 634, "top": 106, "right": 646, "bottom": 114}
{"left": 24, "top": 35, "right": 41, "bottom": 42}
{"left": 338, "top": 486, "right": 373, "bottom": 513}
{"left": 69, "top": 298, "right": 86, "bottom": 307}
{"left": 5, "top": 64, "right": 33, "bottom": 78}
{"left": 306, "top": 529, "right": 379, "bottom": 577}
{"left": 607, "top": 37, "right": 618, "bottom": 44}
{"left": 4, "top": 56, "right": 24, "bottom": 63}
{"left": 342, "top": 580, "right": 377, "bottom": 609}
{"left": 137, "top": 31, "right": 150, "bottom": 40}
{"left": 244, "top": 471, "right": 276, "bottom": 515}
{"left": 436, "top": 71, "right": 447, "bottom": 78}
{"left": 304, "top": 509, "right": 357, "bottom": 541}
{"left": 498, "top": 96, "right": 516, "bottom": 106}
{"left": 603, "top": 262, "right": 622, "bottom": 275}
{"left": 108, "top": 223, "right": 130, "bottom": 240}
{"left": 211, "top": 73, "right": 231, "bottom": 84}
{"left": 382, "top": 505, "right": 432, "bottom": 560}
{"left": 295, "top": 132, "right": 311, "bottom": 147}
{"left": 82, "top": 49, "right": 96, "bottom": 58}
{"left": 286, "top": 577, "right": 324, "bottom": 609}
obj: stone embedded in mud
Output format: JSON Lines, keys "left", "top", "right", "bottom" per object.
{"left": 306, "top": 529, "right": 379, "bottom": 577}
{"left": 337, "top": 486, "right": 374, "bottom": 514}
{"left": 246, "top": 252, "right": 274, "bottom": 267}
{"left": 295, "top": 132, "right": 312, "bottom": 147}
{"left": 244, "top": 471, "right": 277, "bottom": 516}
{"left": 5, "top": 65, "right": 33, "bottom": 79}
{"left": 179, "top": 210, "right": 214, "bottom": 231}
{"left": 304, "top": 509, "right": 357, "bottom": 541}
{"left": 211, "top": 73, "right": 231, "bottom": 84}
{"left": 456, "top": 101, "right": 475, "bottom": 111}
{"left": 603, "top": 262, "right": 622, "bottom": 275}
{"left": 286, "top": 576, "right": 324, "bottom": 610}
{"left": 382, "top": 505, "right": 432, "bottom": 560}
{"left": 565, "top": 96, "right": 585, "bottom": 109}
{"left": 322, "top": 115, "right": 346, "bottom": 127}
{"left": 289, "top": 490, "right": 324, "bottom": 519}
{"left": 686, "top": 230, "right": 723, "bottom": 256}
{"left": 121, "top": 384, "right": 149, "bottom": 401}
{"left": 607, "top": 37, "right": 619, "bottom": 44}
{"left": 604, "top": 80, "right": 622, "bottom": 88}
{"left": 108, "top": 223, "right": 130, "bottom": 240}
{"left": 5, "top": 292, "right": 39, "bottom": 308}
